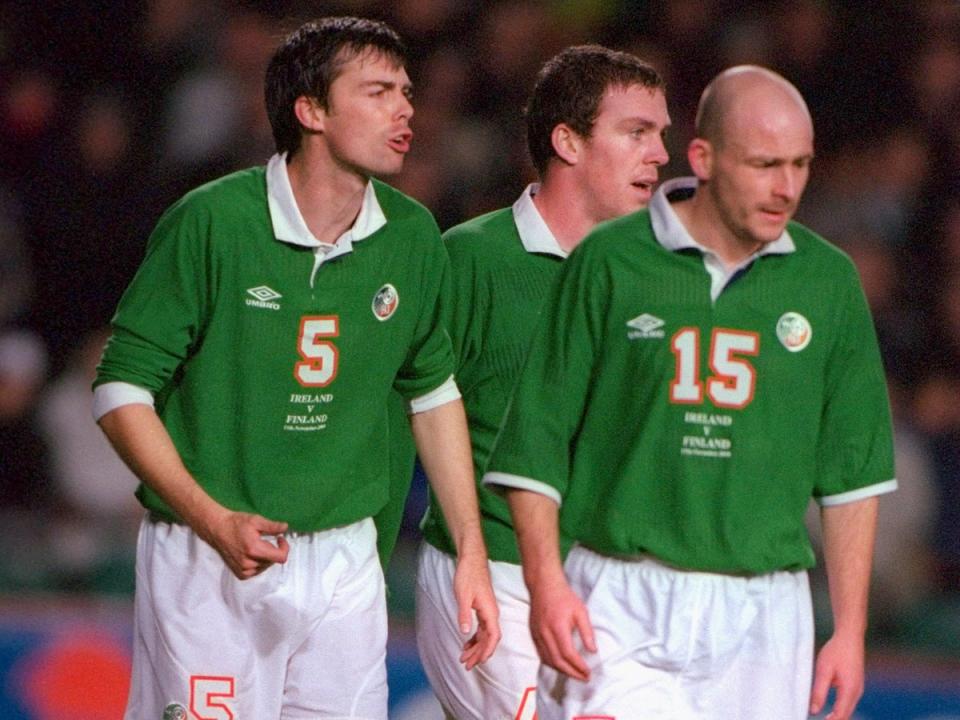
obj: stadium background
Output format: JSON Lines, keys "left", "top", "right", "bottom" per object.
{"left": 0, "top": 0, "right": 958, "bottom": 717}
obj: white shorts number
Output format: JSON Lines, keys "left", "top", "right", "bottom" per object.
{"left": 190, "top": 675, "right": 235, "bottom": 720}
{"left": 515, "top": 686, "right": 538, "bottom": 720}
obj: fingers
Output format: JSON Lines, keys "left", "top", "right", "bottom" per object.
{"left": 459, "top": 601, "right": 501, "bottom": 670}
{"left": 826, "top": 692, "right": 854, "bottom": 720}
{"left": 219, "top": 513, "right": 291, "bottom": 579}
{"left": 251, "top": 530, "right": 290, "bottom": 565}
{"left": 459, "top": 632, "right": 485, "bottom": 670}
{"left": 456, "top": 596, "right": 473, "bottom": 635}
{"left": 536, "top": 623, "right": 590, "bottom": 681}
{"left": 824, "top": 680, "right": 862, "bottom": 720}
{"left": 575, "top": 606, "right": 597, "bottom": 654}
{"left": 809, "top": 662, "right": 832, "bottom": 717}
{"left": 809, "top": 677, "right": 829, "bottom": 716}
{"left": 529, "top": 595, "right": 594, "bottom": 681}
{"left": 251, "top": 515, "right": 289, "bottom": 536}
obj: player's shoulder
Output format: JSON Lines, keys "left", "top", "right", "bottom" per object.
{"left": 151, "top": 165, "right": 267, "bottom": 244}
{"left": 592, "top": 207, "right": 655, "bottom": 242}
{"left": 371, "top": 178, "right": 440, "bottom": 236}
{"left": 572, "top": 208, "right": 656, "bottom": 263}
{"left": 442, "top": 207, "right": 518, "bottom": 257}
{"left": 786, "top": 220, "right": 859, "bottom": 279}
{"left": 182, "top": 165, "right": 266, "bottom": 209}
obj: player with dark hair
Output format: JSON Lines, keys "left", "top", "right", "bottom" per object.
{"left": 485, "top": 65, "right": 895, "bottom": 720}
{"left": 411, "top": 45, "right": 669, "bottom": 720}
{"left": 94, "top": 16, "right": 498, "bottom": 720}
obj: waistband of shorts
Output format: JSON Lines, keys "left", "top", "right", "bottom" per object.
{"left": 576, "top": 545, "right": 796, "bottom": 579}
{"left": 146, "top": 511, "right": 373, "bottom": 538}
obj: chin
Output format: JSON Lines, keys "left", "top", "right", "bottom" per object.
{"left": 753, "top": 223, "right": 787, "bottom": 244}
{"left": 369, "top": 160, "right": 405, "bottom": 178}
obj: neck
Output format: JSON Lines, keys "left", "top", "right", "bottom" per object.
{"left": 673, "top": 190, "right": 763, "bottom": 270}
{"left": 532, "top": 175, "right": 600, "bottom": 253}
{"left": 286, "top": 144, "right": 368, "bottom": 246}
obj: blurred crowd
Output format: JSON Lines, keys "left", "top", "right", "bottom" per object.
{"left": 0, "top": 0, "right": 958, "bottom": 657}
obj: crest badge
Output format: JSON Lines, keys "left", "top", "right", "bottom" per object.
{"left": 372, "top": 283, "right": 399, "bottom": 321}
{"left": 776, "top": 312, "right": 812, "bottom": 352}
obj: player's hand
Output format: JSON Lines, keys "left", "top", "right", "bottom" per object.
{"left": 200, "top": 509, "right": 290, "bottom": 580}
{"left": 453, "top": 552, "right": 501, "bottom": 670}
{"left": 809, "top": 632, "right": 865, "bottom": 720}
{"left": 529, "top": 576, "right": 596, "bottom": 681}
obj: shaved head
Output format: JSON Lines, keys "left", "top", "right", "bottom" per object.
{"left": 682, "top": 65, "right": 816, "bottom": 261}
{"left": 695, "top": 65, "right": 812, "bottom": 149}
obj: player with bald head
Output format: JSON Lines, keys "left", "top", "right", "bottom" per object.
{"left": 484, "top": 65, "right": 894, "bottom": 720}
{"left": 678, "top": 66, "right": 815, "bottom": 262}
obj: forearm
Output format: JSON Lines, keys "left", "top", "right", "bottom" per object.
{"left": 821, "top": 496, "right": 879, "bottom": 638}
{"left": 507, "top": 487, "right": 595, "bottom": 678}
{"left": 410, "top": 399, "right": 485, "bottom": 558}
{"left": 507, "top": 488, "right": 566, "bottom": 591}
{"left": 98, "top": 403, "right": 226, "bottom": 537}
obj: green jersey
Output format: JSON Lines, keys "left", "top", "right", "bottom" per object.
{"left": 484, "top": 178, "right": 896, "bottom": 575}
{"left": 420, "top": 186, "right": 570, "bottom": 563}
{"left": 95, "top": 155, "right": 456, "bottom": 533}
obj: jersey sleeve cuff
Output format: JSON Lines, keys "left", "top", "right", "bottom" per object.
{"left": 816, "top": 478, "right": 898, "bottom": 507}
{"left": 408, "top": 375, "right": 461, "bottom": 414}
{"left": 482, "top": 472, "right": 562, "bottom": 506}
{"left": 92, "top": 381, "right": 155, "bottom": 421}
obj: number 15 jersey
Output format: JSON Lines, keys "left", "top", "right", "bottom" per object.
{"left": 484, "top": 178, "right": 896, "bottom": 575}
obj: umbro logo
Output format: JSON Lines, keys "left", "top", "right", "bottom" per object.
{"left": 626, "top": 313, "right": 665, "bottom": 339}
{"left": 246, "top": 285, "right": 282, "bottom": 310}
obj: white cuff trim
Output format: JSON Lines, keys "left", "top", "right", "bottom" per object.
{"left": 482, "top": 472, "right": 562, "bottom": 506}
{"left": 817, "top": 478, "right": 898, "bottom": 506}
{"left": 408, "top": 375, "right": 461, "bottom": 414}
{"left": 92, "top": 381, "right": 155, "bottom": 421}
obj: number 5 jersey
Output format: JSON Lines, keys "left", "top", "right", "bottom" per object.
{"left": 95, "top": 154, "right": 457, "bottom": 532}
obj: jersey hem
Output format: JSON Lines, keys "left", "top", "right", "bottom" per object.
{"left": 816, "top": 478, "right": 898, "bottom": 506}
{"left": 408, "top": 375, "right": 461, "bottom": 414}
{"left": 481, "top": 472, "right": 562, "bottom": 505}
{"left": 92, "top": 381, "right": 155, "bottom": 421}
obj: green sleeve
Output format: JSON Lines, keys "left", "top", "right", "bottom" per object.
{"left": 485, "top": 241, "right": 608, "bottom": 497}
{"left": 814, "top": 262, "right": 895, "bottom": 498}
{"left": 393, "top": 222, "right": 457, "bottom": 400}
{"left": 95, "top": 198, "right": 212, "bottom": 394}
{"left": 443, "top": 232, "right": 484, "bottom": 382}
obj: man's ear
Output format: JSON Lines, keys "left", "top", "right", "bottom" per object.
{"left": 551, "top": 123, "right": 583, "bottom": 166}
{"left": 687, "top": 138, "right": 714, "bottom": 181}
{"left": 294, "top": 95, "right": 325, "bottom": 133}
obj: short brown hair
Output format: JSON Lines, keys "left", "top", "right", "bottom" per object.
{"left": 525, "top": 45, "right": 665, "bottom": 175}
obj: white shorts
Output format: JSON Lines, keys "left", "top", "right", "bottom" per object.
{"left": 415, "top": 542, "right": 539, "bottom": 720}
{"left": 537, "top": 546, "right": 814, "bottom": 720}
{"left": 125, "top": 515, "right": 388, "bottom": 720}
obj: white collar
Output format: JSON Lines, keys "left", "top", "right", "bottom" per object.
{"left": 649, "top": 176, "right": 796, "bottom": 256}
{"left": 650, "top": 177, "right": 796, "bottom": 302}
{"left": 511, "top": 184, "right": 568, "bottom": 258}
{"left": 265, "top": 152, "right": 387, "bottom": 251}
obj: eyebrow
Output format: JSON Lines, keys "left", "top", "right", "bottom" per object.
{"left": 360, "top": 79, "right": 414, "bottom": 93}
{"left": 618, "top": 117, "right": 671, "bottom": 131}
{"left": 746, "top": 152, "right": 815, "bottom": 164}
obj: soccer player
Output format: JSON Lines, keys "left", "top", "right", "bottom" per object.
{"left": 413, "top": 46, "right": 669, "bottom": 720}
{"left": 93, "top": 17, "right": 498, "bottom": 720}
{"left": 484, "top": 66, "right": 896, "bottom": 720}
